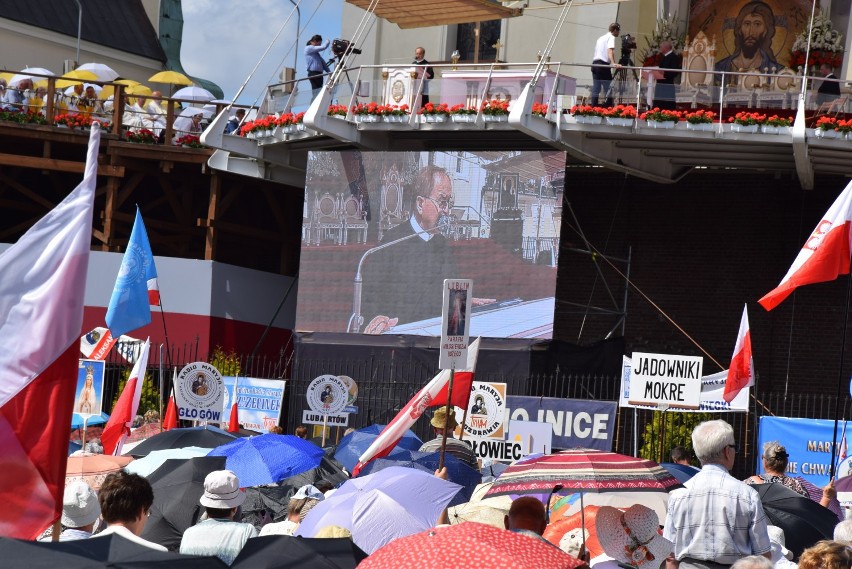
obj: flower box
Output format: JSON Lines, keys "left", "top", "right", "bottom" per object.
{"left": 383, "top": 114, "right": 409, "bottom": 123}
{"left": 296, "top": 123, "right": 307, "bottom": 131}
{"left": 355, "top": 114, "right": 380, "bottom": 123}
{"left": 451, "top": 114, "right": 476, "bottom": 123}
{"left": 422, "top": 114, "right": 448, "bottom": 123}
{"left": 644, "top": 120, "right": 676, "bottom": 129}
{"left": 573, "top": 115, "right": 603, "bottom": 125}
{"left": 686, "top": 122, "right": 714, "bottom": 131}
{"left": 730, "top": 123, "right": 758, "bottom": 134}
{"left": 814, "top": 128, "right": 839, "bottom": 139}
{"left": 760, "top": 125, "right": 790, "bottom": 135}
{"left": 483, "top": 114, "right": 508, "bottom": 123}
{"left": 606, "top": 117, "right": 633, "bottom": 127}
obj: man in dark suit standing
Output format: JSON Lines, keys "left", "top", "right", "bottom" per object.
{"left": 817, "top": 64, "right": 842, "bottom": 106}
{"left": 653, "top": 40, "right": 681, "bottom": 110}
{"left": 413, "top": 47, "right": 435, "bottom": 106}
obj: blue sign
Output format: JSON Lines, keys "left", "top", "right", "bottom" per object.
{"left": 73, "top": 359, "right": 105, "bottom": 421}
{"left": 222, "top": 376, "right": 286, "bottom": 433}
{"left": 757, "top": 416, "right": 845, "bottom": 487}
{"left": 505, "top": 396, "right": 617, "bottom": 450}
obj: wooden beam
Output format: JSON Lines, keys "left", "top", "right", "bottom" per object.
{"left": 101, "top": 175, "right": 120, "bottom": 252}
{"left": 216, "top": 183, "right": 243, "bottom": 218}
{"left": 196, "top": 218, "right": 284, "bottom": 242}
{"left": 0, "top": 152, "right": 124, "bottom": 177}
{"left": 115, "top": 172, "right": 145, "bottom": 211}
{"left": 0, "top": 172, "right": 55, "bottom": 209}
{"left": 205, "top": 175, "right": 221, "bottom": 260}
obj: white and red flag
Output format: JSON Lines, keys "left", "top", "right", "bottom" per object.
{"left": 353, "top": 338, "right": 481, "bottom": 475}
{"left": 0, "top": 127, "right": 100, "bottom": 538}
{"left": 759, "top": 181, "right": 852, "bottom": 311}
{"left": 228, "top": 376, "right": 240, "bottom": 433}
{"left": 162, "top": 369, "right": 178, "bottom": 431}
{"left": 101, "top": 339, "right": 151, "bottom": 455}
{"left": 723, "top": 304, "right": 754, "bottom": 403}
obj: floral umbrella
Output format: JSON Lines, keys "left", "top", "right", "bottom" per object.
{"left": 65, "top": 452, "right": 133, "bottom": 490}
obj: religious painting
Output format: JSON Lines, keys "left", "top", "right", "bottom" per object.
{"left": 688, "top": 0, "right": 811, "bottom": 72}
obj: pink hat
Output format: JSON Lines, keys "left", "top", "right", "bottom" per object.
{"left": 596, "top": 505, "right": 673, "bottom": 567}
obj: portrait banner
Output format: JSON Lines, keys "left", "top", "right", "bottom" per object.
{"left": 440, "top": 279, "right": 472, "bottom": 370}
{"left": 221, "top": 376, "right": 285, "bottom": 433}
{"left": 73, "top": 359, "right": 105, "bottom": 420}
{"left": 175, "top": 361, "right": 225, "bottom": 422}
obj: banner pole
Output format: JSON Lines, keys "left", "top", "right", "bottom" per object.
{"left": 81, "top": 416, "right": 88, "bottom": 450}
{"left": 439, "top": 367, "right": 455, "bottom": 471}
{"left": 458, "top": 404, "right": 470, "bottom": 442}
{"left": 322, "top": 413, "right": 328, "bottom": 447}
{"left": 158, "top": 343, "right": 164, "bottom": 427}
{"left": 829, "top": 273, "right": 852, "bottom": 479}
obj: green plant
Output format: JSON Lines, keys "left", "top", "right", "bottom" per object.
{"left": 639, "top": 411, "right": 711, "bottom": 464}
{"left": 209, "top": 346, "right": 242, "bottom": 377}
{"left": 112, "top": 367, "right": 160, "bottom": 417}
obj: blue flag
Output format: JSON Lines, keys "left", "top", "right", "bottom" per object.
{"left": 105, "top": 207, "right": 158, "bottom": 337}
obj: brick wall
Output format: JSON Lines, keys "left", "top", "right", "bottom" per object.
{"left": 555, "top": 170, "right": 852, "bottom": 395}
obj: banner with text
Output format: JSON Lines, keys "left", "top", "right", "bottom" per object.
{"left": 222, "top": 376, "right": 285, "bottom": 433}
{"left": 628, "top": 352, "right": 702, "bottom": 409}
{"left": 757, "top": 416, "right": 845, "bottom": 488}
{"left": 620, "top": 356, "right": 749, "bottom": 413}
{"left": 506, "top": 396, "right": 616, "bottom": 450}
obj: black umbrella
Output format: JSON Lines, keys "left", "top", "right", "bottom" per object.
{"left": 0, "top": 533, "right": 228, "bottom": 568}
{"left": 241, "top": 456, "right": 350, "bottom": 528}
{"left": 125, "top": 426, "right": 239, "bottom": 458}
{"left": 140, "top": 456, "right": 228, "bottom": 550}
{"left": 753, "top": 482, "right": 836, "bottom": 559}
{"left": 231, "top": 535, "right": 367, "bottom": 569}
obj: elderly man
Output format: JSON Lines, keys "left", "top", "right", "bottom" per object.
{"left": 834, "top": 519, "right": 852, "bottom": 544}
{"left": 504, "top": 497, "right": 548, "bottom": 540}
{"left": 652, "top": 40, "right": 681, "bottom": 110}
{"left": 664, "top": 420, "right": 771, "bottom": 569}
{"left": 413, "top": 47, "right": 434, "bottom": 105}
{"left": 418, "top": 407, "right": 478, "bottom": 470}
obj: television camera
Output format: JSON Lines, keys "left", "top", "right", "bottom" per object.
{"left": 329, "top": 39, "right": 362, "bottom": 65}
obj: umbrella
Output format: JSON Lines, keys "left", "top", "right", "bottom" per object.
{"left": 180, "top": 106, "right": 214, "bottom": 119}
{"left": 68, "top": 441, "right": 82, "bottom": 455}
{"left": 149, "top": 70, "right": 193, "bottom": 86}
{"left": 65, "top": 452, "right": 133, "bottom": 490}
{"left": 9, "top": 67, "right": 55, "bottom": 87}
{"left": 126, "top": 84, "right": 153, "bottom": 97}
{"left": 356, "top": 448, "right": 480, "bottom": 506}
{"left": 71, "top": 411, "right": 109, "bottom": 429}
{"left": 124, "top": 446, "right": 213, "bottom": 477}
{"left": 76, "top": 62, "right": 119, "bottom": 81}
{"left": 125, "top": 426, "right": 237, "bottom": 458}
{"left": 140, "top": 456, "right": 227, "bottom": 550}
{"left": 0, "top": 533, "right": 228, "bottom": 568}
{"left": 231, "top": 535, "right": 367, "bottom": 569}
{"left": 207, "top": 434, "right": 325, "bottom": 487}
{"left": 333, "top": 424, "right": 423, "bottom": 472}
{"left": 481, "top": 459, "right": 509, "bottom": 483}
{"left": 552, "top": 489, "right": 673, "bottom": 526}
{"left": 543, "top": 505, "right": 605, "bottom": 557}
{"left": 296, "top": 466, "right": 462, "bottom": 554}
{"left": 447, "top": 481, "right": 513, "bottom": 528}
{"left": 486, "top": 449, "right": 682, "bottom": 497}
{"left": 70, "top": 424, "right": 104, "bottom": 443}
{"left": 800, "top": 476, "right": 842, "bottom": 521}
{"left": 55, "top": 70, "right": 99, "bottom": 88}
{"left": 753, "top": 482, "right": 837, "bottom": 559}
{"left": 126, "top": 422, "right": 164, "bottom": 443}
{"left": 173, "top": 86, "right": 215, "bottom": 102}
{"left": 659, "top": 462, "right": 700, "bottom": 484}
{"left": 359, "top": 521, "right": 583, "bottom": 569}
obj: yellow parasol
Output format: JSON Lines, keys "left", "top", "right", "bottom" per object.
{"left": 126, "top": 84, "right": 153, "bottom": 97}
{"left": 148, "top": 70, "right": 193, "bottom": 86}
{"left": 55, "top": 69, "right": 100, "bottom": 88}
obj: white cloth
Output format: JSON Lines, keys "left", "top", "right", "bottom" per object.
{"left": 37, "top": 528, "right": 93, "bottom": 542}
{"left": 259, "top": 519, "right": 299, "bottom": 536}
{"left": 593, "top": 33, "right": 615, "bottom": 63}
{"left": 95, "top": 525, "right": 168, "bottom": 551}
{"left": 180, "top": 518, "right": 257, "bottom": 565}
{"left": 663, "top": 463, "right": 771, "bottom": 565}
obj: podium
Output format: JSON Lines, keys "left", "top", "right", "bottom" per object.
{"left": 381, "top": 66, "right": 423, "bottom": 109}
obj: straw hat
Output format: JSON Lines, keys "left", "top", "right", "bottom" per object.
{"left": 431, "top": 407, "right": 458, "bottom": 430}
{"left": 596, "top": 505, "right": 673, "bottom": 567}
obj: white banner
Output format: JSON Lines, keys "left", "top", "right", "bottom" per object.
{"left": 628, "top": 351, "right": 702, "bottom": 409}
{"left": 222, "top": 376, "right": 285, "bottom": 433}
{"left": 302, "top": 409, "right": 349, "bottom": 426}
{"left": 620, "top": 356, "right": 749, "bottom": 412}
{"left": 175, "top": 361, "right": 225, "bottom": 422}
{"left": 439, "top": 279, "right": 472, "bottom": 370}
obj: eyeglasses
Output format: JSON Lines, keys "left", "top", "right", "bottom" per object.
{"left": 422, "top": 196, "right": 453, "bottom": 212}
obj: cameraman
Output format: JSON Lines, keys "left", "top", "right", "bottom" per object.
{"left": 305, "top": 34, "right": 330, "bottom": 97}
{"left": 590, "top": 22, "right": 622, "bottom": 107}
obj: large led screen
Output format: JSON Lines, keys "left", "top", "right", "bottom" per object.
{"left": 296, "top": 151, "right": 565, "bottom": 338}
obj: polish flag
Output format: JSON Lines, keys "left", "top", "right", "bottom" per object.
{"left": 0, "top": 127, "right": 100, "bottom": 538}
{"left": 353, "top": 338, "right": 481, "bottom": 475}
{"left": 101, "top": 339, "right": 151, "bottom": 455}
{"left": 723, "top": 305, "right": 754, "bottom": 403}
{"left": 759, "top": 181, "right": 852, "bottom": 311}
{"left": 228, "top": 376, "right": 240, "bottom": 433}
{"left": 162, "top": 369, "right": 178, "bottom": 431}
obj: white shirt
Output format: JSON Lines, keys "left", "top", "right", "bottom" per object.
{"left": 94, "top": 524, "right": 168, "bottom": 551}
{"left": 593, "top": 32, "right": 615, "bottom": 63}
{"left": 410, "top": 215, "right": 432, "bottom": 242}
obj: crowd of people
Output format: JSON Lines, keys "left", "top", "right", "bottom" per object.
{"left": 43, "top": 415, "right": 852, "bottom": 568}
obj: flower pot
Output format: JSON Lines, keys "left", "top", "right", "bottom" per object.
{"left": 644, "top": 120, "right": 676, "bottom": 129}
{"left": 451, "top": 114, "right": 476, "bottom": 123}
{"left": 686, "top": 122, "right": 714, "bottom": 131}
{"left": 815, "top": 128, "right": 839, "bottom": 139}
{"left": 383, "top": 114, "right": 409, "bottom": 123}
{"left": 245, "top": 131, "right": 256, "bottom": 139}
{"left": 483, "top": 114, "right": 508, "bottom": 122}
{"left": 573, "top": 115, "right": 603, "bottom": 125}
{"left": 329, "top": 114, "right": 347, "bottom": 120}
{"left": 280, "top": 125, "right": 295, "bottom": 134}
{"left": 422, "top": 114, "right": 448, "bottom": 123}
{"left": 760, "top": 125, "right": 790, "bottom": 135}
{"left": 296, "top": 123, "right": 307, "bottom": 131}
{"left": 355, "top": 114, "right": 380, "bottom": 123}
{"left": 730, "top": 123, "right": 758, "bottom": 134}
{"left": 605, "top": 117, "right": 633, "bottom": 127}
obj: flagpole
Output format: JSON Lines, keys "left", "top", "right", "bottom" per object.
{"left": 439, "top": 366, "right": 455, "bottom": 471}
{"left": 829, "top": 273, "right": 852, "bottom": 479}
{"left": 158, "top": 344, "right": 164, "bottom": 427}
{"left": 458, "top": 405, "right": 470, "bottom": 442}
{"left": 157, "top": 303, "right": 172, "bottom": 368}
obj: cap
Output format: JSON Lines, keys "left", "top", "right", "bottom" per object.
{"left": 431, "top": 407, "right": 459, "bottom": 430}
{"left": 61, "top": 481, "right": 101, "bottom": 528}
{"left": 200, "top": 470, "right": 245, "bottom": 509}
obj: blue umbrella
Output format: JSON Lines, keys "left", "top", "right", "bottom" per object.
{"left": 356, "top": 449, "right": 479, "bottom": 507}
{"left": 68, "top": 440, "right": 82, "bottom": 455}
{"left": 71, "top": 412, "right": 109, "bottom": 429}
{"left": 207, "top": 434, "right": 325, "bottom": 487}
{"left": 334, "top": 424, "right": 423, "bottom": 472}
{"left": 660, "top": 462, "right": 700, "bottom": 484}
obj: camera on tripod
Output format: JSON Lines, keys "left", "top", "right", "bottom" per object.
{"left": 331, "top": 39, "right": 362, "bottom": 60}
{"left": 620, "top": 34, "right": 637, "bottom": 54}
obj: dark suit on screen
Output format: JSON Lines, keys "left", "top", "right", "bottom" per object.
{"left": 817, "top": 73, "right": 842, "bottom": 106}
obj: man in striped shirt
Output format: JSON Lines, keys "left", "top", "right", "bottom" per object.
{"left": 664, "top": 420, "right": 771, "bottom": 569}
{"left": 418, "top": 407, "right": 478, "bottom": 470}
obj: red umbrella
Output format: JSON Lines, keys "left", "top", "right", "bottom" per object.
{"left": 359, "top": 521, "right": 583, "bottom": 569}
{"left": 485, "top": 449, "right": 682, "bottom": 497}
{"left": 126, "top": 422, "right": 164, "bottom": 443}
